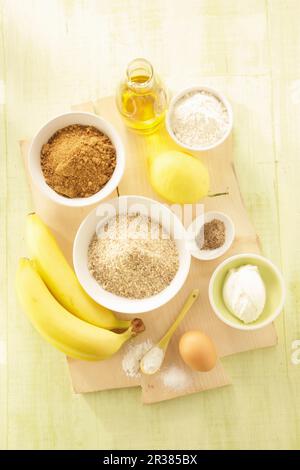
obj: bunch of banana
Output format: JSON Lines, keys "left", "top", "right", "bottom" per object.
{"left": 25, "top": 213, "right": 130, "bottom": 330}
{"left": 16, "top": 214, "right": 144, "bottom": 361}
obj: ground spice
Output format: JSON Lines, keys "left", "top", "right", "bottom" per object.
{"left": 196, "top": 218, "right": 226, "bottom": 250}
{"left": 88, "top": 213, "right": 179, "bottom": 299}
{"left": 41, "top": 124, "right": 116, "bottom": 198}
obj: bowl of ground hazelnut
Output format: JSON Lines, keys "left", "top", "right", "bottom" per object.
{"left": 73, "top": 195, "right": 191, "bottom": 314}
{"left": 29, "top": 112, "right": 125, "bottom": 207}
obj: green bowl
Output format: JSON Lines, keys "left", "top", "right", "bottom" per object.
{"left": 208, "top": 253, "right": 285, "bottom": 330}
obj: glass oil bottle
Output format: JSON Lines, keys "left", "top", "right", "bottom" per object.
{"left": 116, "top": 58, "right": 168, "bottom": 135}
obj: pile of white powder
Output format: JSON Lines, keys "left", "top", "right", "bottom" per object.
{"left": 161, "top": 365, "right": 192, "bottom": 391}
{"left": 122, "top": 341, "right": 192, "bottom": 392}
{"left": 122, "top": 340, "right": 153, "bottom": 378}
{"left": 171, "top": 90, "right": 229, "bottom": 148}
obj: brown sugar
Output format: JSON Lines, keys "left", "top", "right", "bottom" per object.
{"left": 41, "top": 124, "right": 116, "bottom": 198}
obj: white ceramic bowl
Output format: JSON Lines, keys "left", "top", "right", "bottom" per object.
{"left": 28, "top": 112, "right": 125, "bottom": 207}
{"left": 166, "top": 85, "right": 233, "bottom": 152}
{"left": 209, "top": 253, "right": 286, "bottom": 331}
{"left": 186, "top": 211, "right": 235, "bottom": 261}
{"left": 73, "top": 195, "right": 191, "bottom": 314}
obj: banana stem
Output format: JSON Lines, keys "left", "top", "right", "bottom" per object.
{"left": 131, "top": 318, "right": 145, "bottom": 335}
{"left": 112, "top": 319, "right": 132, "bottom": 331}
{"left": 118, "top": 318, "right": 145, "bottom": 338}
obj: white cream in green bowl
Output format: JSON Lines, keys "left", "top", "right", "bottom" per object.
{"left": 208, "top": 253, "right": 285, "bottom": 331}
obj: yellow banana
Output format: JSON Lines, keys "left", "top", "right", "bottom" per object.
{"left": 25, "top": 213, "right": 130, "bottom": 331}
{"left": 16, "top": 258, "right": 144, "bottom": 361}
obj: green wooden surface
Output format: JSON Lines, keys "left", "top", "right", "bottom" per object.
{"left": 1, "top": 0, "right": 300, "bottom": 450}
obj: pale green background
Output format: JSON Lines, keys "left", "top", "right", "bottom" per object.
{"left": 1, "top": 0, "right": 300, "bottom": 450}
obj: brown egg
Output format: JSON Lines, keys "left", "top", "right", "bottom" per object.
{"left": 179, "top": 330, "right": 217, "bottom": 371}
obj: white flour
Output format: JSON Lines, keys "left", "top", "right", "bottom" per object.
{"left": 122, "top": 341, "right": 192, "bottom": 391}
{"left": 122, "top": 340, "right": 153, "bottom": 378}
{"left": 141, "top": 346, "right": 164, "bottom": 374}
{"left": 171, "top": 90, "right": 229, "bottom": 148}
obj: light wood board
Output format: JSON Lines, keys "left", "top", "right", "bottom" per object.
{"left": 20, "top": 97, "right": 277, "bottom": 403}
{"left": 3, "top": 0, "right": 299, "bottom": 450}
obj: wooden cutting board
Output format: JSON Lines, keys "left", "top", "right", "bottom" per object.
{"left": 20, "top": 97, "right": 277, "bottom": 404}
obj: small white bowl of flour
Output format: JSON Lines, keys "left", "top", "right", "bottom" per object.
{"left": 166, "top": 86, "right": 233, "bottom": 152}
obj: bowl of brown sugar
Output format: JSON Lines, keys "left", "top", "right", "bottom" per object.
{"left": 29, "top": 112, "right": 125, "bottom": 207}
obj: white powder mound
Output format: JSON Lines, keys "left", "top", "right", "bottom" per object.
{"left": 171, "top": 90, "right": 229, "bottom": 148}
{"left": 161, "top": 365, "right": 192, "bottom": 391}
{"left": 122, "top": 340, "right": 153, "bottom": 378}
{"left": 141, "top": 346, "right": 164, "bottom": 374}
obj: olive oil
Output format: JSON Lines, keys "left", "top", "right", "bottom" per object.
{"left": 116, "top": 59, "right": 168, "bottom": 135}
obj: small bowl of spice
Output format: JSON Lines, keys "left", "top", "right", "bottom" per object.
{"left": 166, "top": 86, "right": 233, "bottom": 152}
{"left": 29, "top": 112, "right": 125, "bottom": 207}
{"left": 186, "top": 211, "right": 235, "bottom": 261}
